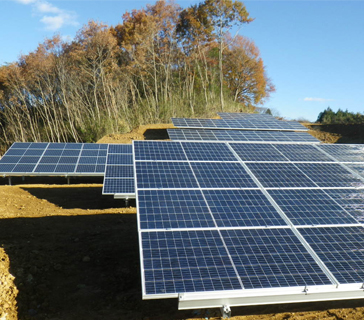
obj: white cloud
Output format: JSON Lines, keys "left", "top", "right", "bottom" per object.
{"left": 36, "top": 2, "right": 61, "bottom": 14}
{"left": 12, "top": 0, "right": 78, "bottom": 31}
{"left": 304, "top": 97, "right": 334, "bottom": 102}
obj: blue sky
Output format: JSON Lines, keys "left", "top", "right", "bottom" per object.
{"left": 1, "top": 0, "right": 364, "bottom": 122}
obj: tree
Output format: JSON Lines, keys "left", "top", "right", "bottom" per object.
{"left": 223, "top": 34, "right": 275, "bottom": 106}
{"left": 203, "top": 0, "right": 253, "bottom": 110}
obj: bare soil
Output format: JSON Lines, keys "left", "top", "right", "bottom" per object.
{"left": 2, "top": 123, "right": 364, "bottom": 319}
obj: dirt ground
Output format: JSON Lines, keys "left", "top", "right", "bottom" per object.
{"left": 2, "top": 123, "right": 364, "bottom": 319}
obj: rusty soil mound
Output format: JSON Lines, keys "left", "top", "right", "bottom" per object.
{"left": 2, "top": 123, "right": 364, "bottom": 319}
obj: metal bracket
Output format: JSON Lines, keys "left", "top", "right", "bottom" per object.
{"left": 220, "top": 304, "right": 231, "bottom": 318}
{"left": 303, "top": 286, "right": 309, "bottom": 295}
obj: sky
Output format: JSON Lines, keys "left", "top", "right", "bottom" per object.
{"left": 1, "top": 0, "right": 364, "bottom": 122}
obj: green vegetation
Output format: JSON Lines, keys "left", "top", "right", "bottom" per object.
{"left": 316, "top": 107, "right": 364, "bottom": 124}
{"left": 0, "top": 0, "right": 274, "bottom": 148}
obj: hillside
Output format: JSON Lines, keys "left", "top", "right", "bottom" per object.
{"left": 1, "top": 123, "right": 364, "bottom": 320}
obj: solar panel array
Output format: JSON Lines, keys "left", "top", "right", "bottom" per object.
{"left": 218, "top": 112, "right": 275, "bottom": 120}
{"left": 134, "top": 140, "right": 364, "bottom": 307}
{"left": 172, "top": 117, "right": 308, "bottom": 131}
{"left": 0, "top": 142, "right": 108, "bottom": 175}
{"left": 102, "top": 144, "right": 134, "bottom": 197}
{"left": 167, "top": 129, "right": 320, "bottom": 143}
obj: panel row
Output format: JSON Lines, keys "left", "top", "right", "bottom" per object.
{"left": 172, "top": 118, "right": 308, "bottom": 131}
{"left": 167, "top": 129, "right": 320, "bottom": 143}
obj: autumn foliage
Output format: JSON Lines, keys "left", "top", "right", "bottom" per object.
{"left": 0, "top": 0, "right": 274, "bottom": 147}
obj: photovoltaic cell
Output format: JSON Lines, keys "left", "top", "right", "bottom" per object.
{"left": 296, "top": 163, "right": 364, "bottom": 188}
{"left": 105, "top": 165, "right": 134, "bottom": 178}
{"left": 246, "top": 163, "right": 316, "bottom": 188}
{"left": 323, "top": 189, "right": 364, "bottom": 223}
{"left": 102, "top": 178, "right": 135, "bottom": 194}
{"left": 203, "top": 189, "right": 287, "bottom": 227}
{"left": 181, "top": 142, "right": 237, "bottom": 161}
{"left": 138, "top": 190, "right": 215, "bottom": 229}
{"left": 167, "top": 129, "right": 320, "bottom": 143}
{"left": 230, "top": 143, "right": 288, "bottom": 162}
{"left": 134, "top": 141, "right": 187, "bottom": 161}
{"left": 0, "top": 142, "right": 109, "bottom": 176}
{"left": 274, "top": 144, "right": 334, "bottom": 162}
{"left": 268, "top": 189, "right": 358, "bottom": 226}
{"left": 136, "top": 162, "right": 198, "bottom": 189}
{"left": 221, "top": 228, "right": 332, "bottom": 289}
{"left": 190, "top": 162, "right": 257, "bottom": 188}
{"left": 172, "top": 117, "right": 308, "bottom": 131}
{"left": 318, "top": 144, "right": 364, "bottom": 162}
{"left": 142, "top": 230, "right": 242, "bottom": 295}
{"left": 299, "top": 227, "right": 364, "bottom": 284}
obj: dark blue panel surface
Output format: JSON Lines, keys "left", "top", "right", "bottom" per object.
{"left": 191, "top": 162, "right": 257, "bottom": 188}
{"left": 269, "top": 189, "right": 358, "bottom": 226}
{"left": 318, "top": 144, "right": 364, "bottom": 162}
{"left": 0, "top": 164, "right": 16, "bottom": 172}
{"left": 18, "top": 156, "right": 41, "bottom": 164}
{"left": 138, "top": 190, "right": 215, "bottom": 229}
{"left": 221, "top": 228, "right": 331, "bottom": 289}
{"left": 203, "top": 189, "right": 286, "bottom": 227}
{"left": 103, "top": 178, "right": 135, "bottom": 194}
{"left": 274, "top": 144, "right": 334, "bottom": 162}
{"left": 142, "top": 230, "right": 242, "bottom": 294}
{"left": 105, "top": 165, "right": 134, "bottom": 178}
{"left": 12, "top": 164, "right": 36, "bottom": 172}
{"left": 299, "top": 227, "right": 364, "bottom": 284}
{"left": 296, "top": 163, "right": 364, "bottom": 188}
{"left": 136, "top": 162, "right": 198, "bottom": 189}
{"left": 108, "top": 144, "right": 132, "bottom": 154}
{"left": 34, "top": 164, "right": 56, "bottom": 172}
{"left": 230, "top": 143, "right": 288, "bottom": 162}
{"left": 134, "top": 141, "right": 186, "bottom": 161}
{"left": 247, "top": 163, "right": 316, "bottom": 188}
{"left": 323, "top": 189, "right": 364, "bottom": 224}
{"left": 181, "top": 142, "right": 237, "bottom": 161}
{"left": 107, "top": 154, "right": 133, "bottom": 165}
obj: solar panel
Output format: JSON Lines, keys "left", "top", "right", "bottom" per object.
{"left": 295, "top": 163, "right": 364, "bottom": 188}
{"left": 203, "top": 189, "right": 287, "bottom": 227}
{"left": 190, "top": 162, "right": 257, "bottom": 188}
{"left": 181, "top": 142, "right": 237, "bottom": 161}
{"left": 136, "top": 162, "right": 198, "bottom": 189}
{"left": 167, "top": 129, "right": 320, "bottom": 143}
{"left": 323, "top": 189, "right": 364, "bottom": 223}
{"left": 218, "top": 112, "right": 275, "bottom": 120}
{"left": 274, "top": 144, "right": 334, "bottom": 162}
{"left": 172, "top": 118, "right": 308, "bottom": 132}
{"left": 102, "top": 143, "right": 134, "bottom": 197}
{"left": 0, "top": 142, "right": 108, "bottom": 176}
{"left": 268, "top": 189, "right": 358, "bottom": 225}
{"left": 318, "top": 144, "right": 364, "bottom": 162}
{"left": 230, "top": 143, "right": 289, "bottom": 162}
{"left": 142, "top": 230, "right": 242, "bottom": 295}
{"left": 138, "top": 190, "right": 215, "bottom": 229}
{"left": 246, "top": 163, "right": 316, "bottom": 188}
{"left": 221, "top": 228, "right": 332, "bottom": 289}
{"left": 299, "top": 226, "right": 364, "bottom": 284}
{"left": 133, "top": 140, "right": 364, "bottom": 309}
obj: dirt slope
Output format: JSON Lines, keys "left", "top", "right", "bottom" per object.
{"left": 1, "top": 123, "right": 364, "bottom": 319}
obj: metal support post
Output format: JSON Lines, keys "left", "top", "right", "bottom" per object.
{"left": 220, "top": 305, "right": 231, "bottom": 319}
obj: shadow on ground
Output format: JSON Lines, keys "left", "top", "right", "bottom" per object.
{"left": 0, "top": 176, "right": 104, "bottom": 187}
{"left": 143, "top": 129, "right": 170, "bottom": 140}
{"left": 20, "top": 186, "right": 135, "bottom": 210}
{"left": 2, "top": 214, "right": 364, "bottom": 319}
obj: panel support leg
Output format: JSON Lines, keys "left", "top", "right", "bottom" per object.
{"left": 67, "top": 176, "right": 70, "bottom": 185}
{"left": 8, "top": 177, "right": 11, "bottom": 186}
{"left": 220, "top": 305, "right": 231, "bottom": 319}
{"left": 125, "top": 197, "right": 129, "bottom": 207}
{"left": 22, "top": 176, "right": 25, "bottom": 182}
